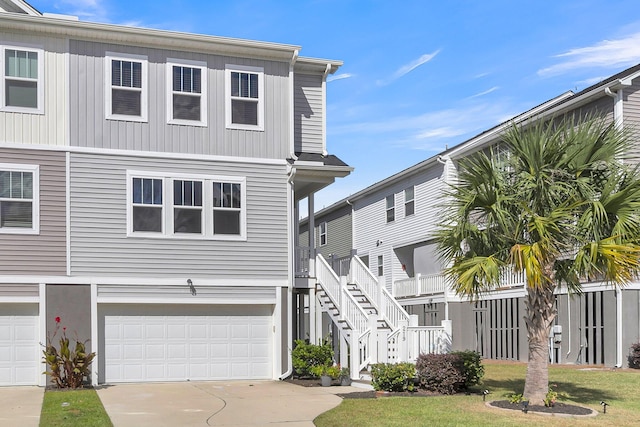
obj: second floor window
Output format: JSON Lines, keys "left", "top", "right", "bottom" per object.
{"left": 377, "top": 255, "right": 384, "bottom": 276}
{"left": 0, "top": 164, "right": 39, "bottom": 234}
{"left": 2, "top": 46, "right": 43, "bottom": 113}
{"left": 168, "top": 60, "right": 207, "bottom": 125}
{"left": 226, "top": 65, "right": 264, "bottom": 130}
{"left": 173, "top": 179, "right": 203, "bottom": 234}
{"left": 405, "top": 186, "right": 415, "bottom": 217}
{"left": 319, "top": 222, "right": 327, "bottom": 246}
{"left": 386, "top": 195, "right": 395, "bottom": 223}
{"left": 132, "top": 178, "right": 163, "bottom": 232}
{"left": 106, "top": 53, "right": 148, "bottom": 121}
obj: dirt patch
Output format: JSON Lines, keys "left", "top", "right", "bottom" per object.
{"left": 489, "top": 400, "right": 597, "bottom": 417}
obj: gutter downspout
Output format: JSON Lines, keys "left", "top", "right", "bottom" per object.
{"left": 565, "top": 291, "right": 572, "bottom": 361}
{"left": 321, "top": 63, "right": 331, "bottom": 156}
{"left": 280, "top": 165, "right": 297, "bottom": 380}
{"left": 289, "top": 50, "right": 300, "bottom": 161}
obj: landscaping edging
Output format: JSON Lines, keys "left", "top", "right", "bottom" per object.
{"left": 487, "top": 400, "right": 598, "bottom": 418}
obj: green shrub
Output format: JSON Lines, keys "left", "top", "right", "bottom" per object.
{"left": 415, "top": 353, "right": 464, "bottom": 395}
{"left": 629, "top": 343, "right": 640, "bottom": 368}
{"left": 451, "top": 350, "right": 484, "bottom": 388}
{"left": 370, "top": 363, "right": 416, "bottom": 392}
{"left": 310, "top": 364, "right": 341, "bottom": 379}
{"left": 291, "top": 339, "right": 333, "bottom": 377}
{"left": 508, "top": 393, "right": 524, "bottom": 404}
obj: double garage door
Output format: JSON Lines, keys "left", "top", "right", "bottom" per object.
{"left": 0, "top": 304, "right": 40, "bottom": 386}
{"left": 102, "top": 304, "right": 273, "bottom": 383}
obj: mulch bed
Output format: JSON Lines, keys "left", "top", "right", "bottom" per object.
{"left": 489, "top": 400, "right": 596, "bottom": 416}
{"left": 284, "top": 377, "right": 441, "bottom": 399}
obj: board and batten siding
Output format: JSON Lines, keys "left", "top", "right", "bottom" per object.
{"left": 0, "top": 148, "right": 66, "bottom": 275}
{"left": 69, "top": 152, "right": 289, "bottom": 279}
{"left": 69, "top": 40, "right": 291, "bottom": 159}
{"left": 353, "top": 163, "right": 446, "bottom": 289}
{"left": 0, "top": 32, "right": 67, "bottom": 147}
{"left": 294, "top": 73, "right": 324, "bottom": 155}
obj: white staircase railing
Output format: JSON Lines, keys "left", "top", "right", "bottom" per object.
{"left": 349, "top": 256, "right": 380, "bottom": 308}
{"left": 381, "top": 286, "right": 410, "bottom": 331}
{"left": 407, "top": 326, "right": 451, "bottom": 361}
{"left": 317, "top": 254, "right": 342, "bottom": 307}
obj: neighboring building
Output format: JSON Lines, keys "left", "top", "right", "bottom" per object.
{"left": 0, "top": 0, "right": 350, "bottom": 386}
{"left": 304, "top": 63, "right": 640, "bottom": 367}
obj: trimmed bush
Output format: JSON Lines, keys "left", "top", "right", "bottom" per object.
{"left": 629, "top": 343, "right": 640, "bottom": 369}
{"left": 291, "top": 339, "right": 333, "bottom": 377}
{"left": 451, "top": 350, "right": 484, "bottom": 388}
{"left": 370, "top": 363, "right": 416, "bottom": 392}
{"left": 415, "top": 353, "right": 464, "bottom": 395}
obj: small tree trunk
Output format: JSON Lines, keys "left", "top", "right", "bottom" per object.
{"left": 523, "top": 284, "right": 556, "bottom": 404}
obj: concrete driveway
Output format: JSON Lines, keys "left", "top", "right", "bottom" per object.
{"left": 97, "top": 380, "right": 352, "bottom": 427}
{"left": 0, "top": 386, "right": 43, "bottom": 427}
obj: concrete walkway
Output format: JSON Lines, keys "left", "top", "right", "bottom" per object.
{"left": 0, "top": 386, "right": 43, "bottom": 427}
{"left": 97, "top": 380, "right": 354, "bottom": 427}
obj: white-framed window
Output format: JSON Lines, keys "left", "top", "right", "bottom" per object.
{"left": 127, "top": 171, "right": 246, "bottom": 240}
{"left": 319, "top": 222, "right": 327, "bottom": 246}
{"left": 131, "top": 177, "right": 163, "bottom": 233}
{"left": 225, "top": 64, "right": 264, "bottom": 131}
{"left": 167, "top": 59, "right": 207, "bottom": 126}
{"left": 1, "top": 45, "right": 44, "bottom": 113}
{"left": 404, "top": 186, "right": 415, "bottom": 217}
{"left": 377, "top": 255, "right": 384, "bottom": 276}
{"left": 0, "top": 163, "right": 39, "bottom": 234}
{"left": 386, "top": 195, "right": 395, "bottom": 223}
{"left": 105, "top": 52, "right": 148, "bottom": 122}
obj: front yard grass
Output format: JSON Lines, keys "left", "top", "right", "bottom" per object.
{"left": 40, "top": 388, "right": 112, "bottom": 427}
{"left": 314, "top": 362, "right": 640, "bottom": 427}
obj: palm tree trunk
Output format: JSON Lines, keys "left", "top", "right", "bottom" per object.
{"left": 523, "top": 284, "right": 556, "bottom": 404}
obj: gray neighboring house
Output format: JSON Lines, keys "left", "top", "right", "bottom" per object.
{"left": 0, "top": 0, "right": 351, "bottom": 386}
{"left": 303, "top": 63, "right": 640, "bottom": 367}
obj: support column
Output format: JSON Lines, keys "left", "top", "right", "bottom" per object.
{"left": 309, "top": 287, "right": 317, "bottom": 344}
{"left": 308, "top": 194, "right": 316, "bottom": 277}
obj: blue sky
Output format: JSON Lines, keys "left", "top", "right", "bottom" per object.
{"left": 29, "top": 0, "right": 640, "bottom": 212}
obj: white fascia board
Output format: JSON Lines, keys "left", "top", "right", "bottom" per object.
{"left": 0, "top": 276, "right": 288, "bottom": 287}
{"left": 0, "top": 13, "right": 301, "bottom": 62}
{"left": 5, "top": 0, "right": 40, "bottom": 15}
{"left": 296, "top": 57, "right": 342, "bottom": 74}
{"left": 96, "top": 296, "right": 276, "bottom": 305}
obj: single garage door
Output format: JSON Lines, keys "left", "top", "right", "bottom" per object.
{"left": 102, "top": 304, "right": 273, "bottom": 383}
{"left": 0, "top": 304, "right": 40, "bottom": 386}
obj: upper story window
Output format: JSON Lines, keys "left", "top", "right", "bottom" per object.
{"left": 167, "top": 59, "right": 207, "bottom": 126}
{"left": 106, "top": 53, "right": 148, "bottom": 122}
{"left": 226, "top": 65, "right": 264, "bottom": 131}
{"left": 319, "top": 222, "right": 327, "bottom": 246}
{"left": 0, "top": 164, "right": 39, "bottom": 234}
{"left": 386, "top": 195, "right": 395, "bottom": 223}
{"left": 128, "top": 171, "right": 246, "bottom": 240}
{"left": 405, "top": 186, "right": 415, "bottom": 217}
{"left": 377, "top": 255, "right": 384, "bottom": 276}
{"left": 1, "top": 46, "right": 44, "bottom": 113}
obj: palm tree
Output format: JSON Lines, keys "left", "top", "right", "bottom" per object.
{"left": 436, "top": 114, "right": 640, "bottom": 404}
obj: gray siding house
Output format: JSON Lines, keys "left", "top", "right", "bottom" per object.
{"left": 0, "top": 0, "right": 350, "bottom": 386}
{"left": 303, "top": 64, "right": 640, "bottom": 368}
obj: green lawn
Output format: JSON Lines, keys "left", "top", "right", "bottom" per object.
{"left": 40, "top": 388, "right": 113, "bottom": 427}
{"left": 315, "top": 362, "right": 640, "bottom": 427}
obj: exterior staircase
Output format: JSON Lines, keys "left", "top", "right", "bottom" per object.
{"left": 314, "top": 254, "right": 451, "bottom": 380}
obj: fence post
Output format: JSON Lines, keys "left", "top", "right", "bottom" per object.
{"left": 441, "top": 319, "right": 452, "bottom": 353}
{"left": 415, "top": 273, "right": 421, "bottom": 296}
{"left": 398, "top": 318, "right": 408, "bottom": 362}
{"left": 340, "top": 276, "right": 347, "bottom": 322}
{"left": 369, "top": 314, "right": 378, "bottom": 364}
{"left": 350, "top": 331, "right": 359, "bottom": 378}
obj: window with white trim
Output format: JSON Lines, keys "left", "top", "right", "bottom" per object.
{"left": 386, "top": 195, "right": 395, "bottom": 223}
{"left": 1, "top": 46, "right": 44, "bottom": 113}
{"left": 132, "top": 177, "right": 163, "bottom": 232}
{"left": 319, "top": 222, "right": 327, "bottom": 246}
{"left": 377, "top": 255, "right": 384, "bottom": 276}
{"left": 404, "top": 186, "right": 415, "bottom": 217}
{"left": 106, "top": 53, "right": 148, "bottom": 121}
{"left": 0, "top": 164, "right": 39, "bottom": 234}
{"left": 167, "top": 59, "right": 207, "bottom": 125}
{"left": 226, "top": 65, "right": 264, "bottom": 130}
{"left": 128, "top": 172, "right": 246, "bottom": 239}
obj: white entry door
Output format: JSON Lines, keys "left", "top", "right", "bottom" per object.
{"left": 102, "top": 304, "right": 273, "bottom": 383}
{"left": 0, "top": 304, "right": 40, "bottom": 386}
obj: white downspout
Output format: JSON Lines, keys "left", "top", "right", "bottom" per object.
{"left": 280, "top": 165, "right": 297, "bottom": 379}
{"left": 565, "top": 291, "right": 572, "bottom": 361}
{"left": 321, "top": 63, "right": 331, "bottom": 156}
{"left": 289, "top": 49, "right": 300, "bottom": 161}
{"left": 616, "top": 286, "right": 623, "bottom": 368}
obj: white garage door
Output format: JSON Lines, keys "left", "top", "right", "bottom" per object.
{"left": 0, "top": 304, "right": 40, "bottom": 386}
{"left": 103, "top": 304, "right": 273, "bottom": 383}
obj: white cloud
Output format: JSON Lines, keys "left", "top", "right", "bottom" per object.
{"left": 576, "top": 76, "right": 606, "bottom": 88}
{"left": 377, "top": 50, "right": 440, "bottom": 85}
{"left": 467, "top": 86, "right": 499, "bottom": 99}
{"left": 538, "top": 32, "right": 640, "bottom": 76}
{"left": 327, "top": 73, "right": 353, "bottom": 82}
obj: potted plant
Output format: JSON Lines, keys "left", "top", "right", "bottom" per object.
{"left": 311, "top": 364, "right": 340, "bottom": 386}
{"left": 339, "top": 366, "right": 352, "bottom": 386}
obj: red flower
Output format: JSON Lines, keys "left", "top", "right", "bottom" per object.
{"left": 55, "top": 316, "right": 61, "bottom": 323}
{"left": 63, "top": 327, "right": 66, "bottom": 331}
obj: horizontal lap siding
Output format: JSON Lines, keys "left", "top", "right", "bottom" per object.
{"left": 294, "top": 73, "right": 323, "bottom": 154}
{"left": 624, "top": 82, "right": 640, "bottom": 162}
{"left": 315, "top": 204, "right": 352, "bottom": 259}
{"left": 70, "top": 153, "right": 288, "bottom": 279}
{"left": 69, "top": 40, "right": 290, "bottom": 159}
{"left": 0, "top": 148, "right": 66, "bottom": 274}
{"left": 0, "top": 32, "right": 67, "bottom": 146}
